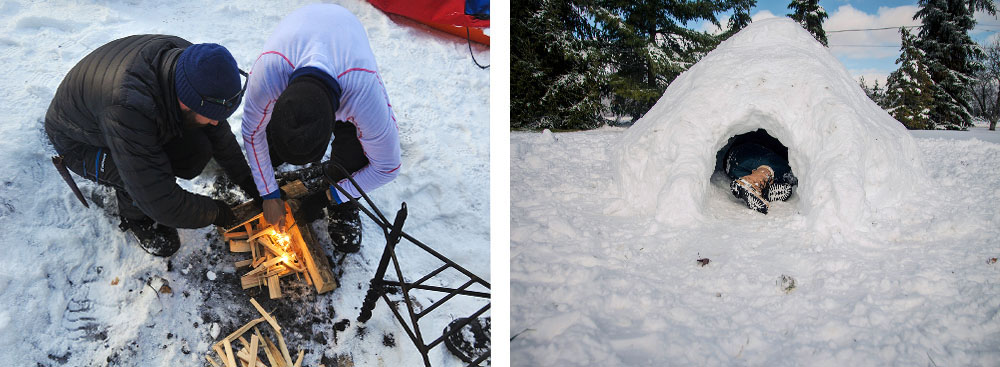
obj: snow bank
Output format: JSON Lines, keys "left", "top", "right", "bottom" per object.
{"left": 612, "top": 18, "right": 927, "bottom": 231}
{"left": 512, "top": 129, "right": 1000, "bottom": 366}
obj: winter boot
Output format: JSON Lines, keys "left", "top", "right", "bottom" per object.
{"left": 443, "top": 317, "right": 491, "bottom": 364}
{"left": 764, "top": 182, "right": 793, "bottom": 202}
{"left": 118, "top": 216, "right": 180, "bottom": 257}
{"left": 763, "top": 172, "right": 797, "bottom": 202}
{"left": 730, "top": 165, "right": 774, "bottom": 214}
{"left": 327, "top": 201, "right": 362, "bottom": 253}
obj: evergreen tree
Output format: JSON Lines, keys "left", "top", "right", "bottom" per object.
{"left": 511, "top": 0, "right": 606, "bottom": 129}
{"left": 724, "top": 0, "right": 756, "bottom": 39}
{"left": 787, "top": 0, "right": 828, "bottom": 46}
{"left": 596, "top": 0, "right": 756, "bottom": 122}
{"left": 913, "top": 0, "right": 996, "bottom": 129}
{"left": 970, "top": 39, "right": 1000, "bottom": 130}
{"left": 884, "top": 27, "right": 936, "bottom": 130}
{"left": 860, "top": 77, "right": 888, "bottom": 107}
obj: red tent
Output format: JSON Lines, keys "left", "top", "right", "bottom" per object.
{"left": 368, "top": 0, "right": 490, "bottom": 46}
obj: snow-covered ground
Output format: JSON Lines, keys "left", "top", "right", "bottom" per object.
{"left": 0, "top": 1, "right": 489, "bottom": 366}
{"left": 510, "top": 127, "right": 1000, "bottom": 366}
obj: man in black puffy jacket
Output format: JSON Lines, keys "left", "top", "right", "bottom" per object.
{"left": 45, "top": 35, "right": 258, "bottom": 257}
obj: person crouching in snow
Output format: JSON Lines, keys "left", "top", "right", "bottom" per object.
{"left": 242, "top": 4, "right": 401, "bottom": 253}
{"left": 44, "top": 36, "right": 258, "bottom": 256}
{"left": 725, "top": 132, "right": 797, "bottom": 214}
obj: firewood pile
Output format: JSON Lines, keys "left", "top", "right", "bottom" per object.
{"left": 220, "top": 180, "right": 337, "bottom": 299}
{"left": 205, "top": 298, "right": 306, "bottom": 367}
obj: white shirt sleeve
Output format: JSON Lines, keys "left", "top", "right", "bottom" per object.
{"left": 333, "top": 70, "right": 401, "bottom": 202}
{"left": 241, "top": 54, "right": 289, "bottom": 197}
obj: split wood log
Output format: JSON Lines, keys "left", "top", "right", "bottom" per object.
{"left": 255, "top": 327, "right": 280, "bottom": 367}
{"left": 293, "top": 350, "right": 304, "bottom": 367}
{"left": 268, "top": 275, "right": 281, "bottom": 299}
{"left": 252, "top": 255, "right": 266, "bottom": 268}
{"left": 249, "top": 227, "right": 276, "bottom": 242}
{"left": 224, "top": 231, "right": 249, "bottom": 240}
{"left": 213, "top": 345, "right": 227, "bottom": 367}
{"left": 248, "top": 334, "right": 260, "bottom": 367}
{"left": 249, "top": 298, "right": 281, "bottom": 332}
{"left": 223, "top": 339, "right": 237, "bottom": 367}
{"left": 277, "top": 332, "right": 294, "bottom": 367}
{"left": 236, "top": 349, "right": 269, "bottom": 367}
{"left": 213, "top": 317, "right": 266, "bottom": 352}
{"left": 245, "top": 256, "right": 288, "bottom": 278}
{"left": 230, "top": 240, "right": 251, "bottom": 253}
{"left": 263, "top": 336, "right": 286, "bottom": 367}
{"left": 206, "top": 355, "right": 221, "bottom": 367}
{"left": 235, "top": 259, "right": 253, "bottom": 268}
{"left": 241, "top": 273, "right": 265, "bottom": 290}
{"left": 286, "top": 197, "right": 337, "bottom": 294}
{"left": 281, "top": 180, "right": 309, "bottom": 199}
{"left": 258, "top": 235, "right": 287, "bottom": 257}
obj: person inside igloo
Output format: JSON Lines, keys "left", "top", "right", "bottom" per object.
{"left": 723, "top": 129, "right": 798, "bottom": 214}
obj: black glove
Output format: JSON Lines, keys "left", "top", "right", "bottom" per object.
{"left": 213, "top": 200, "right": 237, "bottom": 228}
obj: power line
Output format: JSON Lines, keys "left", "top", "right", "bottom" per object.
{"left": 827, "top": 23, "right": 1000, "bottom": 34}
{"left": 828, "top": 44, "right": 901, "bottom": 48}
{"left": 827, "top": 25, "right": 921, "bottom": 33}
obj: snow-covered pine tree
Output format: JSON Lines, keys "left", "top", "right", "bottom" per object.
{"left": 511, "top": 0, "right": 607, "bottom": 129}
{"left": 860, "top": 77, "right": 888, "bottom": 108}
{"left": 596, "top": 0, "right": 756, "bottom": 123}
{"left": 723, "top": 0, "right": 755, "bottom": 39}
{"left": 860, "top": 77, "right": 875, "bottom": 101}
{"left": 787, "top": 0, "right": 828, "bottom": 46}
{"left": 885, "top": 27, "right": 936, "bottom": 130}
{"left": 913, "top": 0, "right": 996, "bottom": 129}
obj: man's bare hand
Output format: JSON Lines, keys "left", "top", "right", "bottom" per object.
{"left": 262, "top": 198, "right": 286, "bottom": 231}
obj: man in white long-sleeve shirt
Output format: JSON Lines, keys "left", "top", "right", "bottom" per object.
{"left": 242, "top": 4, "right": 401, "bottom": 252}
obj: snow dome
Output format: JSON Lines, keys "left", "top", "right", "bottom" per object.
{"left": 612, "top": 18, "right": 928, "bottom": 230}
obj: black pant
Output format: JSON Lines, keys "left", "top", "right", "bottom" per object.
{"left": 55, "top": 127, "right": 213, "bottom": 220}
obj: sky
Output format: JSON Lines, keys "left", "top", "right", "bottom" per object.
{"left": 698, "top": 0, "right": 1000, "bottom": 86}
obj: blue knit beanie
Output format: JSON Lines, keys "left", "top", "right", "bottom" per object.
{"left": 174, "top": 43, "right": 242, "bottom": 121}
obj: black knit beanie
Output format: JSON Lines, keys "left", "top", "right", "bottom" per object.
{"left": 269, "top": 75, "right": 335, "bottom": 165}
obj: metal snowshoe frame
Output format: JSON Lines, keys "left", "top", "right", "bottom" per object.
{"left": 314, "top": 163, "right": 491, "bottom": 367}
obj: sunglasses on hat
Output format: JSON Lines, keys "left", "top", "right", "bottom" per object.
{"left": 200, "top": 69, "right": 249, "bottom": 110}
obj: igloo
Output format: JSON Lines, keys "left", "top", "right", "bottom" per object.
{"left": 612, "top": 18, "right": 928, "bottom": 230}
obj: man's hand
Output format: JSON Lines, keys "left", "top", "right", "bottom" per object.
{"left": 262, "top": 197, "right": 286, "bottom": 231}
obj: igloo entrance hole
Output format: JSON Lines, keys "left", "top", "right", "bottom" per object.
{"left": 714, "top": 128, "right": 790, "bottom": 178}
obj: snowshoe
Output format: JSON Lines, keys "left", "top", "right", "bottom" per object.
{"left": 327, "top": 201, "right": 362, "bottom": 253}
{"left": 730, "top": 165, "right": 773, "bottom": 214}
{"left": 119, "top": 216, "right": 180, "bottom": 257}
{"left": 443, "top": 317, "right": 491, "bottom": 364}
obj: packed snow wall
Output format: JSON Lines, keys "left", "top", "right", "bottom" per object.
{"left": 612, "top": 18, "right": 927, "bottom": 230}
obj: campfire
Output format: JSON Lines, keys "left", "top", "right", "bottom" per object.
{"left": 220, "top": 181, "right": 337, "bottom": 298}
